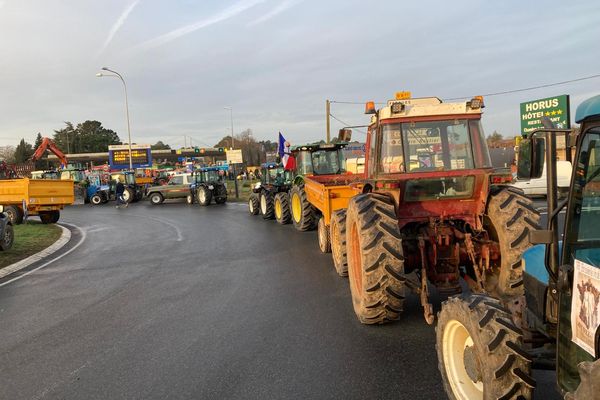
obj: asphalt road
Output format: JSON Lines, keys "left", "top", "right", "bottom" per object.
{"left": 0, "top": 200, "right": 561, "bottom": 399}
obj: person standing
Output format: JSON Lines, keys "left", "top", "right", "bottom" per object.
{"left": 115, "top": 179, "right": 128, "bottom": 208}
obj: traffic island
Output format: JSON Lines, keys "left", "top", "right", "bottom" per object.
{"left": 0, "top": 222, "right": 63, "bottom": 270}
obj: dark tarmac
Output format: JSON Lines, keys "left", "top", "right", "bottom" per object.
{"left": 0, "top": 200, "right": 561, "bottom": 399}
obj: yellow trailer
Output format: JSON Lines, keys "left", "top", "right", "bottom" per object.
{"left": 0, "top": 178, "right": 74, "bottom": 224}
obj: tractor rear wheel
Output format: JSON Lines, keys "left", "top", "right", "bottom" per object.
{"left": 122, "top": 188, "right": 133, "bottom": 203}
{"left": 274, "top": 192, "right": 291, "bottom": 224}
{"left": 290, "top": 185, "right": 315, "bottom": 231}
{"left": 4, "top": 205, "right": 23, "bottom": 225}
{"left": 260, "top": 191, "right": 274, "bottom": 219}
{"left": 346, "top": 193, "right": 405, "bottom": 324}
{"left": 0, "top": 223, "right": 14, "bottom": 251}
{"left": 317, "top": 217, "right": 331, "bottom": 253}
{"left": 248, "top": 194, "right": 259, "bottom": 215}
{"left": 330, "top": 210, "right": 348, "bottom": 277}
{"left": 484, "top": 188, "right": 541, "bottom": 299}
{"left": 197, "top": 187, "right": 212, "bottom": 206}
{"left": 436, "top": 294, "right": 535, "bottom": 400}
{"left": 91, "top": 194, "right": 103, "bottom": 205}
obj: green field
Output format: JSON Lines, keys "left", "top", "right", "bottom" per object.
{"left": 0, "top": 221, "right": 63, "bottom": 269}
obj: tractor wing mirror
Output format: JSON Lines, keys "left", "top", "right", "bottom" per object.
{"left": 517, "top": 137, "right": 545, "bottom": 180}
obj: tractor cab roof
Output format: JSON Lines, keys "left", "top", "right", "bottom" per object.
{"left": 575, "top": 94, "right": 600, "bottom": 123}
{"left": 261, "top": 162, "right": 282, "bottom": 169}
{"left": 290, "top": 142, "right": 347, "bottom": 153}
{"left": 200, "top": 166, "right": 220, "bottom": 172}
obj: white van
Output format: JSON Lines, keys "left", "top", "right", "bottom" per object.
{"left": 512, "top": 160, "right": 572, "bottom": 196}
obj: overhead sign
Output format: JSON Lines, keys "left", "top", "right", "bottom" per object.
{"left": 226, "top": 149, "right": 243, "bottom": 164}
{"left": 520, "top": 95, "right": 570, "bottom": 136}
{"left": 108, "top": 144, "right": 152, "bottom": 169}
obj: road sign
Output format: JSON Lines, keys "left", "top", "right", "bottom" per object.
{"left": 226, "top": 149, "right": 243, "bottom": 164}
{"left": 520, "top": 95, "right": 570, "bottom": 136}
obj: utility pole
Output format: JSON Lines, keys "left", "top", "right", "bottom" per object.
{"left": 326, "top": 99, "right": 331, "bottom": 143}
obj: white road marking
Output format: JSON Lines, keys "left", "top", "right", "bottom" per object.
{"left": 0, "top": 223, "right": 86, "bottom": 288}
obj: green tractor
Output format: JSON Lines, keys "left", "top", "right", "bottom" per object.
{"left": 248, "top": 162, "right": 293, "bottom": 223}
{"left": 192, "top": 166, "right": 228, "bottom": 206}
{"left": 288, "top": 142, "right": 348, "bottom": 231}
{"left": 436, "top": 95, "right": 600, "bottom": 399}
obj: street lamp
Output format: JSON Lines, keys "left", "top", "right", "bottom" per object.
{"left": 96, "top": 67, "right": 133, "bottom": 170}
{"left": 224, "top": 106, "right": 234, "bottom": 149}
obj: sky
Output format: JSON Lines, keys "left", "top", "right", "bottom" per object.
{"left": 0, "top": 0, "right": 599, "bottom": 149}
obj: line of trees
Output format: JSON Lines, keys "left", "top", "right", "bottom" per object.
{"left": 213, "top": 129, "right": 279, "bottom": 166}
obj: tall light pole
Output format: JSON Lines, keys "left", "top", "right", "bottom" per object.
{"left": 224, "top": 106, "right": 234, "bottom": 149}
{"left": 96, "top": 67, "right": 133, "bottom": 170}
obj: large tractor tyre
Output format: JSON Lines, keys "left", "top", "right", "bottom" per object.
{"left": 4, "top": 205, "right": 23, "bottom": 225}
{"left": 248, "top": 194, "right": 259, "bottom": 215}
{"left": 260, "top": 191, "right": 275, "bottom": 220}
{"left": 346, "top": 193, "right": 405, "bottom": 324}
{"left": 317, "top": 217, "right": 331, "bottom": 253}
{"left": 122, "top": 188, "right": 134, "bottom": 203}
{"left": 197, "top": 187, "right": 212, "bottom": 206}
{"left": 290, "top": 185, "right": 315, "bottom": 231}
{"left": 484, "top": 188, "right": 541, "bottom": 299}
{"left": 91, "top": 194, "right": 103, "bottom": 205}
{"left": 0, "top": 223, "right": 14, "bottom": 251}
{"left": 39, "top": 210, "right": 60, "bottom": 224}
{"left": 330, "top": 210, "right": 348, "bottom": 277}
{"left": 150, "top": 193, "right": 164, "bottom": 205}
{"left": 274, "top": 192, "right": 291, "bottom": 224}
{"left": 436, "top": 294, "right": 535, "bottom": 400}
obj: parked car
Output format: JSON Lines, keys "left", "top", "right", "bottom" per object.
{"left": 146, "top": 173, "right": 195, "bottom": 205}
{"left": 0, "top": 205, "right": 14, "bottom": 251}
{"left": 512, "top": 160, "right": 572, "bottom": 196}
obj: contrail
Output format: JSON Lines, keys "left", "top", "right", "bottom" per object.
{"left": 134, "top": 0, "right": 266, "bottom": 52}
{"left": 247, "top": 0, "right": 303, "bottom": 26}
{"left": 98, "top": 0, "right": 141, "bottom": 56}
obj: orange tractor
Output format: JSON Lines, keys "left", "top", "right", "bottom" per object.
{"left": 338, "top": 93, "right": 538, "bottom": 325}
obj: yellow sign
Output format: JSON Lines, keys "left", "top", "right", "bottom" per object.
{"left": 395, "top": 91, "right": 412, "bottom": 100}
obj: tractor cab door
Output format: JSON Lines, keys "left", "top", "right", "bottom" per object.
{"left": 557, "top": 126, "right": 600, "bottom": 394}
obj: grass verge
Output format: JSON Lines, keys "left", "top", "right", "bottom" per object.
{"left": 0, "top": 221, "right": 63, "bottom": 269}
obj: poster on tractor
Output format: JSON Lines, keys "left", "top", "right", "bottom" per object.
{"left": 571, "top": 258, "right": 600, "bottom": 357}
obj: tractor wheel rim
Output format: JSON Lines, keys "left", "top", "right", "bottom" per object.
{"left": 292, "top": 193, "right": 302, "bottom": 223}
{"left": 260, "top": 195, "right": 267, "bottom": 214}
{"left": 442, "top": 319, "right": 483, "bottom": 400}
{"left": 275, "top": 199, "right": 282, "bottom": 219}
{"left": 349, "top": 222, "right": 362, "bottom": 295}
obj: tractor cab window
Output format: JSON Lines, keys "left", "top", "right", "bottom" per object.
{"left": 125, "top": 174, "right": 135, "bottom": 185}
{"left": 400, "top": 119, "right": 480, "bottom": 172}
{"left": 380, "top": 125, "right": 404, "bottom": 173}
{"left": 265, "top": 167, "right": 286, "bottom": 184}
{"left": 311, "top": 150, "right": 345, "bottom": 175}
{"left": 203, "top": 170, "right": 222, "bottom": 182}
{"left": 567, "top": 128, "right": 600, "bottom": 266}
{"left": 295, "top": 151, "right": 313, "bottom": 175}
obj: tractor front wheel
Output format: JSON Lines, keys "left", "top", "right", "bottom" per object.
{"left": 274, "top": 192, "right": 291, "bottom": 224}
{"left": 436, "top": 294, "right": 535, "bottom": 400}
{"left": 346, "top": 193, "right": 405, "bottom": 324}
{"left": 290, "top": 185, "right": 314, "bottom": 231}
{"left": 248, "top": 194, "right": 259, "bottom": 215}
{"left": 186, "top": 193, "right": 194, "bottom": 204}
{"left": 260, "top": 191, "right": 274, "bottom": 219}
{"left": 484, "top": 188, "right": 540, "bottom": 299}
{"left": 317, "top": 217, "right": 331, "bottom": 253}
{"left": 330, "top": 210, "right": 348, "bottom": 276}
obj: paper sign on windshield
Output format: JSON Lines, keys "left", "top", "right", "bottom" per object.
{"left": 571, "top": 259, "right": 600, "bottom": 357}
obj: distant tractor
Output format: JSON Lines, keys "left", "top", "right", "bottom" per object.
{"left": 339, "top": 93, "right": 535, "bottom": 326}
{"left": 192, "top": 166, "right": 228, "bottom": 206}
{"left": 436, "top": 96, "right": 600, "bottom": 400}
{"left": 110, "top": 171, "right": 144, "bottom": 203}
{"left": 248, "top": 162, "right": 293, "bottom": 223}
{"left": 288, "top": 142, "right": 349, "bottom": 231}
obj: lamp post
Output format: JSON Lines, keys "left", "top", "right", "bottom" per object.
{"left": 96, "top": 67, "right": 133, "bottom": 170}
{"left": 224, "top": 106, "right": 234, "bottom": 149}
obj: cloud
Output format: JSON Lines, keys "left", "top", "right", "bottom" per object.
{"left": 247, "top": 0, "right": 303, "bottom": 26}
{"left": 134, "top": 0, "right": 266, "bottom": 52}
{"left": 97, "top": 0, "right": 141, "bottom": 57}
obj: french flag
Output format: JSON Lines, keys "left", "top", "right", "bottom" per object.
{"left": 278, "top": 132, "right": 295, "bottom": 170}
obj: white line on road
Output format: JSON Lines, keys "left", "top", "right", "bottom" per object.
{"left": 0, "top": 223, "right": 87, "bottom": 288}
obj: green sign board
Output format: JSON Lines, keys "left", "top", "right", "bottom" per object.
{"left": 520, "top": 94, "right": 570, "bottom": 136}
